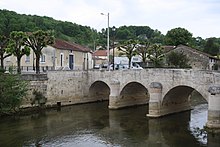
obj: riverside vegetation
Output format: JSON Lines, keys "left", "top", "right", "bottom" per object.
{"left": 0, "top": 70, "right": 28, "bottom": 115}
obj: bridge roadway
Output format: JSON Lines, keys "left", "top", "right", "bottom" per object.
{"left": 43, "top": 69, "right": 220, "bottom": 130}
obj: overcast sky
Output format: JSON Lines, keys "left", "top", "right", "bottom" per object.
{"left": 1, "top": 0, "right": 220, "bottom": 38}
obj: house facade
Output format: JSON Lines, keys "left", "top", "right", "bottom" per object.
{"left": 92, "top": 50, "right": 108, "bottom": 67}
{"left": 166, "top": 45, "right": 220, "bottom": 70}
{"left": 4, "top": 39, "right": 93, "bottom": 72}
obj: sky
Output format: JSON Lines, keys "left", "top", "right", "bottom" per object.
{"left": 0, "top": 0, "right": 220, "bottom": 38}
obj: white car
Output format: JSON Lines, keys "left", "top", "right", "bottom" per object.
{"left": 110, "top": 63, "right": 143, "bottom": 70}
{"left": 131, "top": 62, "right": 143, "bottom": 69}
{"left": 109, "top": 64, "right": 127, "bottom": 70}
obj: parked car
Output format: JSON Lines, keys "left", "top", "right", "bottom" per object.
{"left": 93, "top": 64, "right": 100, "bottom": 69}
{"left": 131, "top": 62, "right": 143, "bottom": 69}
{"left": 109, "top": 63, "right": 143, "bottom": 70}
{"left": 109, "top": 64, "right": 127, "bottom": 70}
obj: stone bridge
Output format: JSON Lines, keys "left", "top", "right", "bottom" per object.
{"left": 85, "top": 69, "right": 220, "bottom": 129}
{"left": 25, "top": 69, "right": 220, "bottom": 130}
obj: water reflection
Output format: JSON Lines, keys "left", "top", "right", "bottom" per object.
{"left": 0, "top": 101, "right": 219, "bottom": 147}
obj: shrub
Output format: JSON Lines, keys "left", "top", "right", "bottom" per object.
{"left": 0, "top": 73, "right": 28, "bottom": 114}
{"left": 32, "top": 90, "right": 47, "bottom": 107}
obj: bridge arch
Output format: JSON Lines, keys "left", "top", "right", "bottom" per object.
{"left": 89, "top": 81, "right": 110, "bottom": 102}
{"left": 119, "top": 82, "right": 149, "bottom": 107}
{"left": 161, "top": 85, "right": 207, "bottom": 115}
{"left": 162, "top": 85, "right": 208, "bottom": 104}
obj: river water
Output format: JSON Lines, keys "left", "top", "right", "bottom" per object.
{"left": 0, "top": 96, "right": 220, "bottom": 147}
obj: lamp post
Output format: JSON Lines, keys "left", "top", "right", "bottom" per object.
{"left": 112, "top": 26, "right": 116, "bottom": 70}
{"left": 101, "top": 12, "right": 110, "bottom": 71}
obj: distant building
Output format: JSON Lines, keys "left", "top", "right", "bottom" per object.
{"left": 92, "top": 50, "right": 108, "bottom": 67}
{"left": 166, "top": 45, "right": 220, "bottom": 70}
{"left": 4, "top": 39, "right": 93, "bottom": 72}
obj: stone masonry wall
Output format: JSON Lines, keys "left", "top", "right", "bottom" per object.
{"left": 20, "top": 69, "right": 220, "bottom": 109}
{"left": 46, "top": 71, "right": 90, "bottom": 106}
{"left": 21, "top": 74, "right": 48, "bottom": 107}
{"left": 172, "top": 45, "right": 209, "bottom": 70}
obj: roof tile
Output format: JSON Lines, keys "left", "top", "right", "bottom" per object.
{"left": 52, "top": 39, "right": 91, "bottom": 52}
{"left": 93, "top": 50, "right": 107, "bottom": 56}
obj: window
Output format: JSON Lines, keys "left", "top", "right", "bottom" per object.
{"left": 60, "top": 53, "right": 64, "bottom": 67}
{"left": 40, "top": 54, "right": 46, "bottom": 63}
{"left": 209, "top": 58, "right": 215, "bottom": 63}
{"left": 25, "top": 55, "right": 30, "bottom": 62}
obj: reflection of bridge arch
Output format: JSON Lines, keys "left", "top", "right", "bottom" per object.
{"left": 89, "top": 81, "right": 110, "bottom": 102}
{"left": 119, "top": 82, "right": 149, "bottom": 107}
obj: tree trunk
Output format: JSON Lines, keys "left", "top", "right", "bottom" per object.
{"left": 17, "top": 57, "right": 21, "bottom": 74}
{"left": 35, "top": 54, "right": 40, "bottom": 74}
{"left": 0, "top": 54, "right": 4, "bottom": 69}
{"left": 128, "top": 58, "right": 132, "bottom": 69}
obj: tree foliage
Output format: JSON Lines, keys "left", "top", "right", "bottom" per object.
{"left": 0, "top": 35, "right": 11, "bottom": 69}
{"left": 204, "top": 38, "right": 220, "bottom": 56}
{"left": 23, "top": 30, "right": 54, "bottom": 74}
{"left": 166, "top": 51, "right": 191, "bottom": 68}
{"left": 165, "top": 27, "right": 193, "bottom": 46}
{"left": 136, "top": 40, "right": 150, "bottom": 66}
{"left": 1, "top": 9, "right": 220, "bottom": 59}
{"left": 6, "top": 31, "right": 30, "bottom": 73}
{"left": 0, "top": 73, "right": 28, "bottom": 114}
{"left": 147, "top": 44, "right": 164, "bottom": 67}
{"left": 118, "top": 39, "right": 139, "bottom": 68}
{"left": 0, "top": 9, "right": 95, "bottom": 47}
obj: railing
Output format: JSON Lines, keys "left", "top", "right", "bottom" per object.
{"left": 4, "top": 66, "right": 55, "bottom": 73}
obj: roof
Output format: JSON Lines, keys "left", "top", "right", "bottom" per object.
{"left": 93, "top": 50, "right": 107, "bottom": 56}
{"left": 174, "top": 45, "right": 220, "bottom": 60}
{"left": 52, "top": 39, "right": 91, "bottom": 53}
{"left": 163, "top": 46, "right": 176, "bottom": 53}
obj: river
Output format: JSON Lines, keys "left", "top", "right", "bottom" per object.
{"left": 0, "top": 94, "right": 220, "bottom": 147}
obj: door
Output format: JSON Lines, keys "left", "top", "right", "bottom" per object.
{"left": 69, "top": 54, "right": 74, "bottom": 70}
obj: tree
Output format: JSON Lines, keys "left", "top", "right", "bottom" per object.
{"left": 118, "top": 39, "right": 138, "bottom": 68}
{"left": 150, "top": 29, "right": 165, "bottom": 44}
{"left": 165, "top": 27, "right": 193, "bottom": 46}
{"left": 136, "top": 40, "right": 150, "bottom": 67}
{"left": 0, "top": 35, "right": 11, "bottom": 69}
{"left": 6, "top": 31, "right": 30, "bottom": 74}
{"left": 0, "top": 73, "right": 28, "bottom": 114}
{"left": 24, "top": 30, "right": 54, "bottom": 74}
{"left": 204, "top": 38, "right": 219, "bottom": 56}
{"left": 147, "top": 44, "right": 164, "bottom": 67}
{"left": 190, "top": 37, "right": 205, "bottom": 51}
{"left": 166, "top": 51, "right": 190, "bottom": 68}
{"left": 116, "top": 27, "right": 133, "bottom": 40}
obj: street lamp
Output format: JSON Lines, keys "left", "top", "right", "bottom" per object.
{"left": 101, "top": 12, "right": 110, "bottom": 71}
{"left": 112, "top": 26, "right": 116, "bottom": 70}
